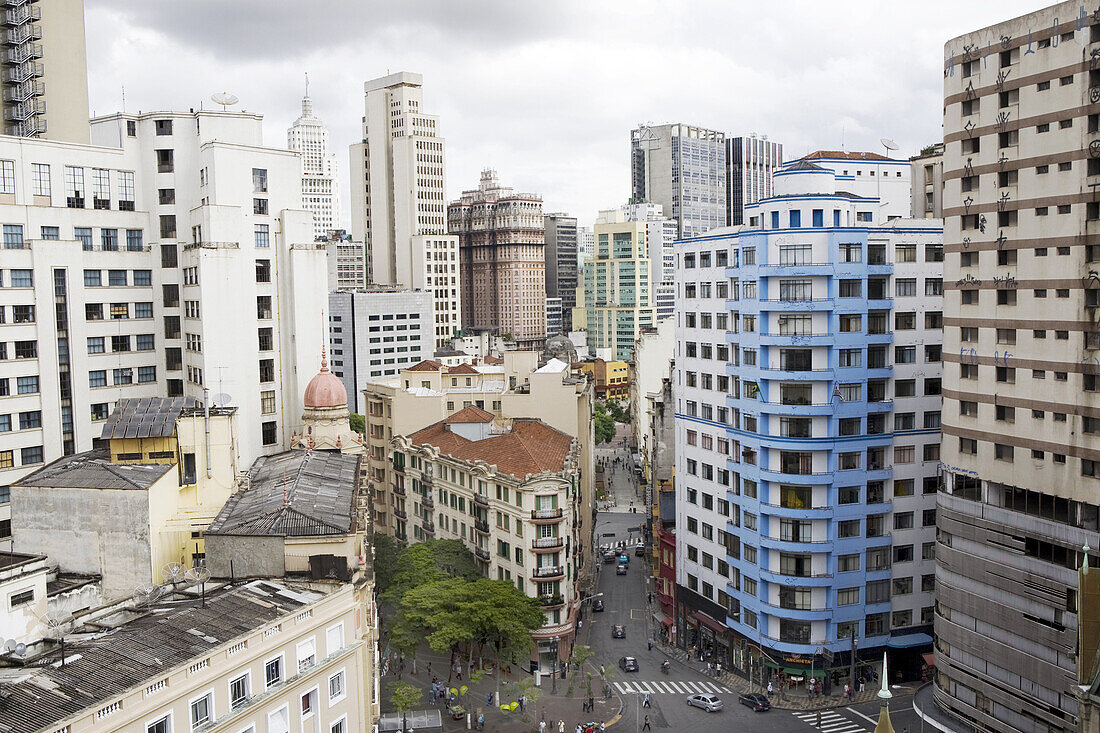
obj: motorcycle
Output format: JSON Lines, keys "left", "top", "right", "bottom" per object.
{"left": 661, "top": 660, "right": 670, "bottom": 674}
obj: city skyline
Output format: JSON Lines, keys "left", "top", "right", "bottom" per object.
{"left": 83, "top": 1, "right": 1042, "bottom": 227}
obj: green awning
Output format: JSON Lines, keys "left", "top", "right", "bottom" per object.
{"left": 763, "top": 659, "right": 782, "bottom": 669}
{"left": 782, "top": 666, "right": 802, "bottom": 675}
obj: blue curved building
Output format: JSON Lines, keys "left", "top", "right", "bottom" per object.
{"left": 673, "top": 152, "right": 942, "bottom": 686}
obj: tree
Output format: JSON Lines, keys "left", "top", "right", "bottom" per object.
{"left": 383, "top": 539, "right": 481, "bottom": 605}
{"left": 389, "top": 681, "right": 422, "bottom": 732}
{"left": 349, "top": 412, "right": 366, "bottom": 436}
{"left": 373, "top": 533, "right": 403, "bottom": 595}
{"left": 568, "top": 644, "right": 596, "bottom": 696}
{"left": 594, "top": 410, "right": 615, "bottom": 445}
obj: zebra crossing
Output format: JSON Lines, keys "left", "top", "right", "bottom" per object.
{"left": 792, "top": 709, "right": 870, "bottom": 732}
{"left": 612, "top": 679, "right": 731, "bottom": 695}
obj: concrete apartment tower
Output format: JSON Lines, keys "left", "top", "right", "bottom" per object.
{"left": 349, "top": 72, "right": 461, "bottom": 350}
{"left": 287, "top": 76, "right": 341, "bottom": 239}
{"left": 448, "top": 169, "right": 546, "bottom": 349}
{"left": 544, "top": 212, "right": 579, "bottom": 334}
{"left": 909, "top": 143, "right": 944, "bottom": 219}
{"left": 0, "top": 0, "right": 90, "bottom": 143}
{"left": 726, "top": 135, "right": 783, "bottom": 226}
{"left": 936, "top": 5, "right": 1100, "bottom": 732}
{"left": 631, "top": 123, "right": 726, "bottom": 238}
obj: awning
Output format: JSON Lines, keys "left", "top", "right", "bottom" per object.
{"left": 887, "top": 632, "right": 933, "bottom": 649}
{"left": 653, "top": 611, "right": 672, "bottom": 627}
{"left": 692, "top": 611, "right": 729, "bottom": 634}
{"left": 922, "top": 652, "right": 935, "bottom": 668}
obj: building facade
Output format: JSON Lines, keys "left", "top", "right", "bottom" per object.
{"left": 349, "top": 71, "right": 460, "bottom": 350}
{"left": 622, "top": 202, "right": 677, "bottom": 322}
{"left": 448, "top": 169, "right": 546, "bottom": 349}
{"left": 328, "top": 288, "right": 434, "bottom": 412}
{"left": 544, "top": 212, "right": 579, "bottom": 334}
{"left": 325, "top": 233, "right": 368, "bottom": 291}
{"left": 936, "top": 6, "right": 1100, "bottom": 732}
{"left": 631, "top": 123, "right": 727, "bottom": 239}
{"left": 909, "top": 143, "right": 944, "bottom": 219}
{"left": 0, "top": 110, "right": 325, "bottom": 491}
{"left": 582, "top": 207, "right": 658, "bottom": 360}
{"left": 726, "top": 135, "right": 784, "bottom": 226}
{"left": 674, "top": 156, "right": 943, "bottom": 682}
{"left": 287, "top": 86, "right": 341, "bottom": 239}
{"left": 577, "top": 225, "right": 594, "bottom": 263}
{"left": 545, "top": 297, "right": 562, "bottom": 337}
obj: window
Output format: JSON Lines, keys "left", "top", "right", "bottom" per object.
{"left": 253, "top": 198, "right": 269, "bottom": 215}
{"left": 264, "top": 656, "right": 284, "bottom": 688}
{"left": 190, "top": 692, "right": 213, "bottom": 729}
{"left": 156, "top": 148, "right": 174, "bottom": 173}
{"left": 146, "top": 715, "right": 171, "bottom": 733}
{"left": 2, "top": 224, "right": 22, "bottom": 249}
{"left": 895, "top": 278, "right": 916, "bottom": 296}
{"left": 113, "top": 368, "right": 133, "bottom": 385}
{"left": 155, "top": 119, "right": 173, "bottom": 135}
{"left": 262, "top": 421, "right": 277, "bottom": 445}
{"left": 256, "top": 259, "right": 271, "bottom": 283}
{"left": 118, "top": 171, "right": 135, "bottom": 210}
{"left": 230, "top": 673, "right": 250, "bottom": 708}
{"left": 296, "top": 637, "right": 317, "bottom": 672}
{"left": 17, "top": 411, "right": 39, "bottom": 431}
{"left": 89, "top": 370, "right": 106, "bottom": 387}
{"left": 268, "top": 706, "right": 290, "bottom": 733}
{"left": 20, "top": 446, "right": 42, "bottom": 465}
{"left": 16, "top": 375, "right": 38, "bottom": 394}
{"left": 160, "top": 215, "right": 176, "bottom": 238}
{"left": 329, "top": 670, "right": 346, "bottom": 702}
{"left": 139, "top": 366, "right": 156, "bottom": 383}
{"left": 252, "top": 168, "right": 268, "bottom": 193}
{"left": 31, "top": 163, "right": 50, "bottom": 196}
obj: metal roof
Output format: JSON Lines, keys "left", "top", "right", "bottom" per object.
{"left": 15, "top": 450, "right": 173, "bottom": 490}
{"left": 0, "top": 580, "right": 324, "bottom": 733}
{"left": 99, "top": 397, "right": 200, "bottom": 440}
{"left": 206, "top": 450, "right": 361, "bottom": 538}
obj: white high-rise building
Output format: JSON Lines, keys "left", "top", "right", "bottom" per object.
{"left": 0, "top": 109, "right": 326, "bottom": 490}
{"left": 287, "top": 81, "right": 341, "bottom": 239}
{"left": 349, "top": 72, "right": 460, "bottom": 350}
{"left": 622, "top": 202, "right": 677, "bottom": 321}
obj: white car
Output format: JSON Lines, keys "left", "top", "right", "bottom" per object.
{"left": 686, "top": 693, "right": 723, "bottom": 712}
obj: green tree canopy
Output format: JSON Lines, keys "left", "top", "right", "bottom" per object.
{"left": 383, "top": 539, "right": 481, "bottom": 604}
{"left": 372, "top": 533, "right": 403, "bottom": 595}
{"left": 349, "top": 412, "right": 366, "bottom": 436}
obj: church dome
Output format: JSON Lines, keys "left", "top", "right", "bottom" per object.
{"left": 304, "top": 349, "right": 347, "bottom": 409}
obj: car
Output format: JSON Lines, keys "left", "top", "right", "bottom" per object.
{"left": 634, "top": 544, "right": 646, "bottom": 556}
{"left": 618, "top": 553, "right": 630, "bottom": 565}
{"left": 592, "top": 598, "right": 605, "bottom": 612}
{"left": 611, "top": 624, "right": 625, "bottom": 638}
{"left": 603, "top": 551, "right": 618, "bottom": 564}
{"left": 618, "top": 656, "right": 639, "bottom": 672}
{"left": 616, "top": 564, "right": 628, "bottom": 575}
{"left": 686, "top": 693, "right": 723, "bottom": 712}
{"left": 738, "top": 693, "right": 771, "bottom": 712}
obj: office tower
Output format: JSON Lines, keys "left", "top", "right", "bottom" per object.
{"left": 582, "top": 206, "right": 658, "bottom": 360}
{"left": 631, "top": 123, "right": 726, "bottom": 238}
{"left": 349, "top": 72, "right": 460, "bottom": 350}
{"left": 287, "top": 81, "right": 341, "bottom": 239}
{"left": 0, "top": 109, "right": 326, "bottom": 491}
{"left": 673, "top": 154, "right": 943, "bottom": 685}
{"left": 545, "top": 297, "right": 562, "bottom": 337}
{"left": 448, "top": 169, "right": 546, "bottom": 349}
{"left": 909, "top": 143, "right": 944, "bottom": 219}
{"left": 544, "top": 212, "right": 579, "bottom": 334}
{"left": 621, "top": 202, "right": 677, "bottom": 321}
{"left": 327, "top": 288, "right": 434, "bottom": 412}
{"left": 324, "top": 230, "right": 367, "bottom": 291}
{"left": 726, "top": 135, "right": 783, "bottom": 226}
{"left": 937, "top": 6, "right": 1100, "bottom": 732}
{"left": 577, "top": 225, "right": 594, "bottom": 263}
{"left": 0, "top": 0, "right": 90, "bottom": 143}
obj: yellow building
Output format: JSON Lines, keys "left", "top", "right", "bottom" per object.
{"left": 580, "top": 359, "right": 630, "bottom": 402}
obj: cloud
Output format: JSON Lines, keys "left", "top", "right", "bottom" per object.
{"left": 85, "top": 0, "right": 1044, "bottom": 229}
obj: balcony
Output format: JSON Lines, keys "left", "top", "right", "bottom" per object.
{"left": 393, "top": 508, "right": 408, "bottom": 521}
{"left": 758, "top": 501, "right": 833, "bottom": 519}
{"left": 422, "top": 494, "right": 434, "bottom": 509}
{"left": 6, "top": 42, "right": 41, "bottom": 64}
{"left": 2, "top": 5, "right": 39, "bottom": 27}
{"left": 539, "top": 594, "right": 565, "bottom": 608}
{"left": 3, "top": 60, "right": 40, "bottom": 84}
{"left": 474, "top": 546, "right": 490, "bottom": 561}
{"left": 532, "top": 565, "right": 565, "bottom": 581}
{"left": 474, "top": 518, "right": 491, "bottom": 534}
{"left": 758, "top": 566, "right": 833, "bottom": 587}
{"left": 421, "top": 521, "right": 435, "bottom": 535}
{"left": 532, "top": 536, "right": 565, "bottom": 552}
{"left": 473, "top": 493, "right": 489, "bottom": 507}
{"left": 392, "top": 484, "right": 406, "bottom": 497}
{"left": 531, "top": 508, "right": 564, "bottom": 524}
{"left": 1, "top": 78, "right": 41, "bottom": 103}
{"left": 5, "top": 21, "right": 38, "bottom": 44}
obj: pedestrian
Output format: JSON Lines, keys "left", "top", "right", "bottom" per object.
{"left": 486, "top": 693, "right": 493, "bottom": 706}
{"left": 706, "top": 662, "right": 712, "bottom": 676}
{"left": 647, "top": 592, "right": 652, "bottom": 603}
{"left": 539, "top": 721, "right": 547, "bottom": 733}
{"left": 767, "top": 681, "right": 773, "bottom": 697}
{"left": 716, "top": 662, "right": 722, "bottom": 676}
{"left": 642, "top": 714, "right": 651, "bottom": 730}
{"left": 816, "top": 710, "right": 823, "bottom": 727}
{"left": 844, "top": 683, "right": 851, "bottom": 701}
{"left": 559, "top": 720, "right": 566, "bottom": 733}
{"left": 519, "top": 695, "right": 526, "bottom": 712}
{"left": 600, "top": 724, "right": 605, "bottom": 732}
{"left": 647, "top": 639, "right": 653, "bottom": 651}
{"left": 456, "top": 663, "right": 463, "bottom": 680}
{"left": 588, "top": 696, "right": 595, "bottom": 712}
{"left": 576, "top": 725, "right": 582, "bottom": 733}
{"left": 429, "top": 687, "right": 437, "bottom": 705}
{"left": 643, "top": 693, "right": 651, "bottom": 708}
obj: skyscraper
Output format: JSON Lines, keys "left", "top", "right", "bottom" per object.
{"left": 631, "top": 123, "right": 727, "bottom": 238}
{"left": 544, "top": 213, "right": 579, "bottom": 334}
{"left": 287, "top": 79, "right": 341, "bottom": 239}
{"left": 620, "top": 202, "right": 677, "bottom": 321}
{"left": 936, "top": 6, "right": 1100, "bottom": 732}
{"left": 349, "top": 72, "right": 461, "bottom": 350}
{"left": 448, "top": 169, "right": 546, "bottom": 349}
{"left": 726, "top": 135, "right": 783, "bottom": 226}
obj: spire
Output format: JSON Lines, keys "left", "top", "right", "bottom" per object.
{"left": 874, "top": 651, "right": 894, "bottom": 733}
{"left": 320, "top": 313, "right": 328, "bottom": 372}
{"left": 302, "top": 72, "right": 313, "bottom": 117}
{"left": 878, "top": 651, "right": 892, "bottom": 700}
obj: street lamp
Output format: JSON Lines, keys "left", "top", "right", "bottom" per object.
{"left": 551, "top": 635, "right": 560, "bottom": 694}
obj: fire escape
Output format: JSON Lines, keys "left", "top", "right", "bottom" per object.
{"left": 1, "top": 0, "right": 44, "bottom": 137}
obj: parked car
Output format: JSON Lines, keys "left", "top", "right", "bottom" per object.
{"left": 634, "top": 543, "right": 646, "bottom": 556}
{"left": 611, "top": 624, "right": 625, "bottom": 639}
{"left": 686, "top": 693, "right": 723, "bottom": 712}
{"left": 593, "top": 598, "right": 605, "bottom": 612}
{"left": 616, "top": 564, "right": 628, "bottom": 575}
{"left": 738, "top": 693, "right": 771, "bottom": 712}
{"left": 618, "top": 656, "right": 639, "bottom": 672}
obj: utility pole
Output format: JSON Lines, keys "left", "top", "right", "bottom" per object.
{"left": 849, "top": 634, "right": 858, "bottom": 693}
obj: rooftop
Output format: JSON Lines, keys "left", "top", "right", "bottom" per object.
{"left": 442, "top": 405, "right": 495, "bottom": 424}
{"left": 0, "top": 580, "right": 324, "bottom": 733}
{"left": 801, "top": 150, "right": 894, "bottom": 161}
{"left": 407, "top": 359, "right": 445, "bottom": 372}
{"left": 408, "top": 417, "right": 574, "bottom": 480}
{"left": 16, "top": 450, "right": 173, "bottom": 490}
{"left": 206, "top": 451, "right": 361, "bottom": 537}
{"left": 99, "top": 397, "right": 200, "bottom": 440}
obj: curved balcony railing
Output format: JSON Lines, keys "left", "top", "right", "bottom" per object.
{"left": 531, "top": 508, "right": 564, "bottom": 523}
{"left": 473, "top": 493, "right": 489, "bottom": 507}
{"left": 474, "top": 546, "right": 490, "bottom": 561}
{"left": 532, "top": 565, "right": 565, "bottom": 581}
{"left": 474, "top": 518, "right": 490, "bottom": 534}
{"left": 532, "top": 536, "right": 565, "bottom": 551}
{"left": 539, "top": 594, "right": 565, "bottom": 608}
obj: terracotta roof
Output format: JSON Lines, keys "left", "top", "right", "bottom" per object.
{"left": 802, "top": 150, "right": 891, "bottom": 161}
{"left": 443, "top": 405, "right": 495, "bottom": 424}
{"left": 407, "top": 359, "right": 444, "bottom": 372}
{"left": 482, "top": 355, "right": 504, "bottom": 365}
{"left": 409, "top": 418, "right": 573, "bottom": 480}
{"left": 448, "top": 363, "right": 480, "bottom": 375}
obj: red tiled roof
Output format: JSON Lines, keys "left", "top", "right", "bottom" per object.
{"left": 406, "top": 360, "right": 444, "bottom": 372}
{"left": 448, "top": 363, "right": 480, "bottom": 375}
{"left": 409, "top": 418, "right": 573, "bottom": 480}
{"left": 442, "top": 405, "right": 495, "bottom": 424}
{"left": 802, "top": 150, "right": 891, "bottom": 161}
{"left": 482, "top": 355, "right": 504, "bottom": 365}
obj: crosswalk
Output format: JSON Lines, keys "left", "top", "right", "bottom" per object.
{"left": 792, "top": 709, "right": 869, "bottom": 732}
{"left": 612, "top": 679, "right": 731, "bottom": 695}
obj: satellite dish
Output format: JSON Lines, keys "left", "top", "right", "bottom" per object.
{"left": 185, "top": 563, "right": 211, "bottom": 585}
{"left": 210, "top": 392, "right": 232, "bottom": 407}
{"left": 880, "top": 138, "right": 899, "bottom": 151}
{"left": 14, "top": 643, "right": 25, "bottom": 656}
{"left": 162, "top": 562, "right": 186, "bottom": 583}
{"left": 211, "top": 92, "right": 239, "bottom": 110}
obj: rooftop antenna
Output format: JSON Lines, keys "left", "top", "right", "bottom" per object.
{"left": 162, "top": 561, "right": 186, "bottom": 584}
{"left": 185, "top": 562, "right": 211, "bottom": 608}
{"left": 210, "top": 91, "right": 239, "bottom": 111}
{"left": 878, "top": 138, "right": 899, "bottom": 215}
{"left": 880, "top": 137, "right": 899, "bottom": 157}
{"left": 305, "top": 72, "right": 309, "bottom": 98}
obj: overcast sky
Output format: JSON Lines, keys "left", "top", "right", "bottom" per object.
{"left": 85, "top": 1, "right": 1043, "bottom": 229}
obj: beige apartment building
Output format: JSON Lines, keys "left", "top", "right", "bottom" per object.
{"left": 448, "top": 169, "right": 546, "bottom": 349}
{"left": 392, "top": 407, "right": 583, "bottom": 669}
{"left": 937, "top": 5, "right": 1100, "bottom": 732}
